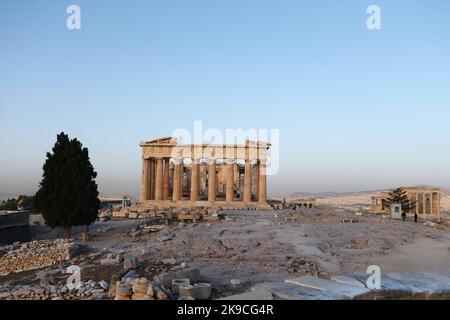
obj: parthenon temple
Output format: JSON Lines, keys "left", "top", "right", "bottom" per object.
{"left": 139, "top": 137, "right": 272, "bottom": 209}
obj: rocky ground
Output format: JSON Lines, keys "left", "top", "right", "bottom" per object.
{"left": 0, "top": 206, "right": 449, "bottom": 300}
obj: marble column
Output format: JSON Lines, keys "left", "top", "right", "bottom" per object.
{"left": 255, "top": 163, "right": 260, "bottom": 202}
{"left": 190, "top": 159, "right": 200, "bottom": 202}
{"left": 437, "top": 192, "right": 441, "bottom": 215}
{"left": 155, "top": 158, "right": 164, "bottom": 201}
{"left": 140, "top": 158, "right": 151, "bottom": 201}
{"left": 429, "top": 193, "right": 433, "bottom": 215}
{"left": 149, "top": 158, "right": 155, "bottom": 200}
{"left": 226, "top": 160, "right": 234, "bottom": 202}
{"left": 421, "top": 192, "right": 425, "bottom": 214}
{"left": 162, "top": 158, "right": 170, "bottom": 200}
{"left": 258, "top": 160, "right": 267, "bottom": 204}
{"left": 243, "top": 159, "right": 252, "bottom": 202}
{"left": 208, "top": 159, "right": 216, "bottom": 202}
{"left": 150, "top": 158, "right": 155, "bottom": 200}
{"left": 172, "top": 159, "right": 182, "bottom": 201}
{"left": 415, "top": 193, "right": 418, "bottom": 215}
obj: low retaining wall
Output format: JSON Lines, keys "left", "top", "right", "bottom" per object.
{"left": 0, "top": 239, "right": 79, "bottom": 276}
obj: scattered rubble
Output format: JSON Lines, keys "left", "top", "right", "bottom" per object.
{"left": 114, "top": 277, "right": 167, "bottom": 300}
{"left": 158, "top": 234, "right": 173, "bottom": 242}
{"left": 114, "top": 206, "right": 217, "bottom": 221}
{"left": 349, "top": 239, "right": 369, "bottom": 249}
{"left": 286, "top": 258, "right": 322, "bottom": 276}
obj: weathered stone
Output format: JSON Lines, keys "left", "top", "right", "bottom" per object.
{"left": 285, "top": 276, "right": 369, "bottom": 299}
{"left": 108, "top": 270, "right": 128, "bottom": 298}
{"left": 123, "top": 270, "right": 139, "bottom": 281}
{"left": 252, "top": 282, "right": 349, "bottom": 300}
{"left": 351, "top": 272, "right": 412, "bottom": 299}
{"left": 132, "top": 278, "right": 149, "bottom": 295}
{"left": 0, "top": 291, "right": 11, "bottom": 299}
{"left": 194, "top": 283, "right": 212, "bottom": 300}
{"left": 172, "top": 279, "right": 190, "bottom": 296}
{"left": 219, "top": 290, "right": 274, "bottom": 300}
{"left": 158, "top": 235, "right": 173, "bottom": 242}
{"left": 146, "top": 283, "right": 155, "bottom": 298}
{"left": 100, "top": 258, "right": 118, "bottom": 266}
{"left": 115, "top": 254, "right": 124, "bottom": 263}
{"left": 331, "top": 275, "right": 367, "bottom": 288}
{"left": 98, "top": 280, "right": 109, "bottom": 291}
{"left": 116, "top": 283, "right": 132, "bottom": 297}
{"left": 90, "top": 289, "right": 104, "bottom": 294}
{"left": 154, "top": 287, "right": 168, "bottom": 300}
{"left": 123, "top": 256, "right": 139, "bottom": 270}
{"left": 0, "top": 239, "right": 78, "bottom": 276}
{"left": 161, "top": 258, "right": 177, "bottom": 265}
{"left": 178, "top": 284, "right": 195, "bottom": 298}
{"left": 155, "top": 267, "right": 200, "bottom": 287}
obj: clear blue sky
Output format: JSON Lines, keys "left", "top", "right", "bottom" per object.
{"left": 1, "top": 0, "right": 450, "bottom": 199}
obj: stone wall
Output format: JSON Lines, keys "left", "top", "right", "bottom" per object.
{"left": 0, "top": 280, "right": 109, "bottom": 300}
{"left": 0, "top": 239, "right": 78, "bottom": 276}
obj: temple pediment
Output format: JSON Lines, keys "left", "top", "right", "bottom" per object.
{"left": 141, "top": 137, "right": 270, "bottom": 149}
{"left": 245, "top": 140, "right": 271, "bottom": 149}
{"left": 140, "top": 137, "right": 177, "bottom": 146}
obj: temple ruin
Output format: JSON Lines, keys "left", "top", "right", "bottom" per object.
{"left": 371, "top": 187, "right": 441, "bottom": 217}
{"left": 287, "top": 198, "right": 316, "bottom": 209}
{"left": 139, "top": 137, "right": 271, "bottom": 209}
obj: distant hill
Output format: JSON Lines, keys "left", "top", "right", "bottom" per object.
{"left": 288, "top": 190, "right": 387, "bottom": 199}
{"left": 281, "top": 185, "right": 450, "bottom": 209}
{"left": 287, "top": 185, "right": 449, "bottom": 199}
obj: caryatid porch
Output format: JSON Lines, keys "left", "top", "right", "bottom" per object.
{"left": 139, "top": 137, "right": 271, "bottom": 209}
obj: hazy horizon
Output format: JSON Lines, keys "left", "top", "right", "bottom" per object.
{"left": 1, "top": 1, "right": 450, "bottom": 199}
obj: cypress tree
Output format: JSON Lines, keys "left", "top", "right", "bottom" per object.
{"left": 34, "top": 132, "right": 100, "bottom": 239}
{"left": 382, "top": 187, "right": 416, "bottom": 214}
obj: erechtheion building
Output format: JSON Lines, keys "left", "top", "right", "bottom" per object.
{"left": 371, "top": 187, "right": 441, "bottom": 217}
{"left": 139, "top": 137, "right": 271, "bottom": 209}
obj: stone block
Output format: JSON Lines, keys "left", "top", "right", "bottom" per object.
{"left": 123, "top": 256, "right": 139, "bottom": 270}
{"left": 194, "top": 283, "right": 212, "bottom": 300}
{"left": 154, "top": 267, "right": 200, "bottom": 287}
{"left": 252, "top": 282, "right": 349, "bottom": 300}
{"left": 132, "top": 278, "right": 149, "bottom": 295}
{"left": 172, "top": 278, "right": 190, "bottom": 296}
{"left": 285, "top": 276, "right": 369, "bottom": 299}
{"left": 178, "top": 284, "right": 195, "bottom": 298}
{"left": 331, "top": 275, "right": 367, "bottom": 288}
{"left": 218, "top": 289, "right": 274, "bottom": 300}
